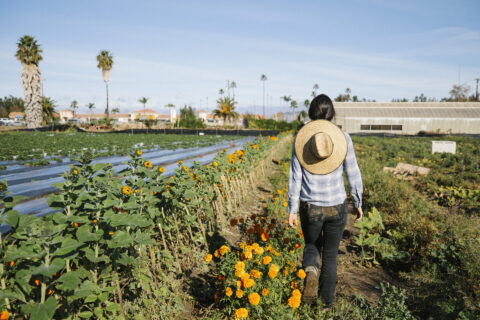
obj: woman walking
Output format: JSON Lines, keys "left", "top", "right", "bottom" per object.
{"left": 287, "top": 94, "right": 363, "bottom": 308}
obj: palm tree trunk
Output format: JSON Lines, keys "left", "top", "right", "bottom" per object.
{"left": 105, "top": 82, "right": 110, "bottom": 118}
{"left": 22, "top": 64, "right": 43, "bottom": 128}
{"left": 262, "top": 82, "right": 265, "bottom": 117}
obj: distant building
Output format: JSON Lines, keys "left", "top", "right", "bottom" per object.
{"left": 8, "top": 112, "right": 25, "bottom": 120}
{"left": 333, "top": 102, "right": 480, "bottom": 134}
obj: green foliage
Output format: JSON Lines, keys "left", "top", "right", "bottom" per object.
{"left": 0, "top": 95, "right": 24, "bottom": 117}
{"left": 354, "top": 208, "right": 399, "bottom": 266}
{"left": 243, "top": 116, "right": 301, "bottom": 131}
{"left": 175, "top": 106, "right": 205, "bottom": 128}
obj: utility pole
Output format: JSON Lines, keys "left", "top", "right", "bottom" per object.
{"left": 474, "top": 78, "right": 479, "bottom": 102}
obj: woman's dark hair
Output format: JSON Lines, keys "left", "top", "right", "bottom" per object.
{"left": 308, "top": 94, "right": 335, "bottom": 121}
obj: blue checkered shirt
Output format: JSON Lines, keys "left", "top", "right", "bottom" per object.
{"left": 287, "top": 132, "right": 363, "bottom": 214}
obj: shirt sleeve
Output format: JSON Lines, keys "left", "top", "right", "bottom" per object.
{"left": 343, "top": 133, "right": 363, "bottom": 208}
{"left": 287, "top": 141, "right": 303, "bottom": 214}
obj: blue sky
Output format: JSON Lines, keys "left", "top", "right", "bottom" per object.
{"left": 1, "top": 0, "right": 479, "bottom": 115}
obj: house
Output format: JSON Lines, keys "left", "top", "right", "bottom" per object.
{"left": 130, "top": 108, "right": 161, "bottom": 121}
{"left": 9, "top": 112, "right": 25, "bottom": 120}
{"left": 59, "top": 109, "right": 74, "bottom": 122}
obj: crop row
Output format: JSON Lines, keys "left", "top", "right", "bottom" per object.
{"left": 0, "top": 132, "right": 241, "bottom": 163}
{"left": 0, "top": 133, "right": 284, "bottom": 320}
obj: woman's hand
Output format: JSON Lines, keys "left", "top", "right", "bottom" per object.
{"left": 288, "top": 213, "right": 298, "bottom": 228}
{"left": 355, "top": 207, "right": 363, "bottom": 223}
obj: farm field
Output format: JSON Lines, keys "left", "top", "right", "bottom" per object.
{"left": 1, "top": 133, "right": 479, "bottom": 319}
{"left": 0, "top": 131, "right": 242, "bottom": 165}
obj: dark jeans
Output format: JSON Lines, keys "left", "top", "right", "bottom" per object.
{"left": 299, "top": 199, "right": 347, "bottom": 307}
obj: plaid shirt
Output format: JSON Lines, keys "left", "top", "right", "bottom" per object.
{"left": 287, "top": 132, "right": 363, "bottom": 214}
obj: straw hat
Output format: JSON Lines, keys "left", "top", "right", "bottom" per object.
{"left": 294, "top": 120, "right": 347, "bottom": 175}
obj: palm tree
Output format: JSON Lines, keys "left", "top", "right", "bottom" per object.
{"left": 304, "top": 99, "right": 310, "bottom": 108}
{"left": 15, "top": 35, "right": 43, "bottom": 128}
{"left": 86, "top": 102, "right": 95, "bottom": 122}
{"left": 111, "top": 108, "right": 120, "bottom": 114}
{"left": 230, "top": 81, "right": 237, "bottom": 99}
{"left": 139, "top": 97, "right": 149, "bottom": 117}
{"left": 219, "top": 89, "right": 224, "bottom": 96}
{"left": 282, "top": 95, "right": 291, "bottom": 117}
{"left": 312, "top": 84, "right": 319, "bottom": 97}
{"left": 260, "top": 74, "right": 267, "bottom": 117}
{"left": 41, "top": 96, "right": 57, "bottom": 125}
{"left": 70, "top": 100, "right": 79, "bottom": 119}
{"left": 290, "top": 100, "right": 298, "bottom": 121}
{"left": 213, "top": 97, "right": 239, "bottom": 124}
{"left": 96, "top": 50, "right": 114, "bottom": 118}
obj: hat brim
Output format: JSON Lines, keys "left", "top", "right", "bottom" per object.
{"left": 294, "top": 120, "right": 347, "bottom": 175}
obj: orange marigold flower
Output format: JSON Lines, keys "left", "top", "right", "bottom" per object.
{"left": 262, "top": 256, "right": 272, "bottom": 265}
{"left": 291, "top": 281, "right": 296, "bottom": 289}
{"left": 214, "top": 250, "right": 221, "bottom": 258}
{"left": 243, "top": 278, "right": 255, "bottom": 289}
{"left": 48, "top": 289, "right": 53, "bottom": 295}
{"left": 235, "top": 269, "right": 246, "bottom": 278}
{"left": 122, "top": 185, "right": 132, "bottom": 195}
{"left": 236, "top": 280, "right": 242, "bottom": 288}
{"left": 261, "top": 232, "right": 269, "bottom": 242}
{"left": 248, "top": 292, "right": 261, "bottom": 306}
{"left": 297, "top": 269, "right": 306, "bottom": 279}
{"left": 217, "top": 274, "right": 225, "bottom": 281}
{"left": 288, "top": 295, "right": 301, "bottom": 308}
{"left": 230, "top": 218, "right": 238, "bottom": 227}
{"left": 234, "top": 308, "right": 248, "bottom": 319}
{"left": 235, "top": 289, "right": 244, "bottom": 298}
{"left": 252, "top": 246, "right": 264, "bottom": 255}
{"left": 92, "top": 219, "right": 98, "bottom": 224}
{"left": 158, "top": 167, "right": 165, "bottom": 173}
{"left": 268, "top": 269, "right": 278, "bottom": 279}
{"left": 73, "top": 222, "right": 79, "bottom": 228}
{"left": 283, "top": 201, "right": 288, "bottom": 207}
{"left": 109, "top": 232, "right": 115, "bottom": 235}
{"left": 235, "top": 261, "right": 245, "bottom": 271}
{"left": 239, "top": 242, "right": 246, "bottom": 249}
{"left": 295, "top": 243, "right": 301, "bottom": 249}
{"left": 292, "top": 289, "right": 301, "bottom": 298}
{"left": 277, "top": 189, "right": 283, "bottom": 195}
{"left": 144, "top": 161, "right": 152, "bottom": 168}
{"left": 219, "top": 245, "right": 230, "bottom": 256}
{"left": 178, "top": 160, "right": 183, "bottom": 165}
{"left": 262, "top": 288, "right": 269, "bottom": 296}
{"left": 204, "top": 254, "right": 213, "bottom": 262}
{"left": 136, "top": 149, "right": 142, "bottom": 156}
{"left": 283, "top": 269, "right": 289, "bottom": 276}
{"left": 241, "top": 251, "right": 252, "bottom": 261}
{"left": 34, "top": 279, "right": 40, "bottom": 286}
{"left": 225, "top": 287, "right": 233, "bottom": 297}
{"left": 0, "top": 310, "right": 9, "bottom": 320}
{"left": 250, "top": 269, "right": 262, "bottom": 279}
{"left": 9, "top": 261, "right": 14, "bottom": 267}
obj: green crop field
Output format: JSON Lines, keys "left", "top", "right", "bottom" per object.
{"left": 0, "top": 131, "right": 242, "bottom": 163}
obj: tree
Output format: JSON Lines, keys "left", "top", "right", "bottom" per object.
{"left": 304, "top": 99, "right": 310, "bottom": 108}
{"left": 312, "top": 84, "right": 319, "bottom": 98}
{"left": 176, "top": 106, "right": 205, "bottom": 128}
{"left": 213, "top": 97, "right": 239, "bottom": 124}
{"left": 335, "top": 88, "right": 352, "bottom": 102}
{"left": 219, "top": 89, "right": 224, "bottom": 96}
{"left": 449, "top": 84, "right": 470, "bottom": 102}
{"left": 139, "top": 97, "right": 149, "bottom": 112}
{"left": 40, "top": 96, "right": 57, "bottom": 125}
{"left": 111, "top": 108, "right": 120, "bottom": 114}
{"left": 231, "top": 81, "right": 237, "bottom": 99}
{"left": 165, "top": 103, "right": 175, "bottom": 108}
{"left": 15, "top": 35, "right": 43, "bottom": 128}
{"left": 87, "top": 102, "right": 95, "bottom": 113}
{"left": 70, "top": 100, "right": 79, "bottom": 118}
{"left": 260, "top": 74, "right": 268, "bottom": 117}
{"left": 96, "top": 50, "right": 114, "bottom": 118}
{"left": 290, "top": 99, "right": 298, "bottom": 120}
